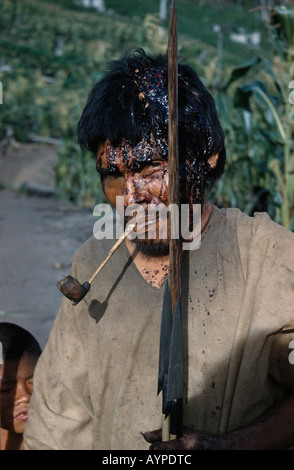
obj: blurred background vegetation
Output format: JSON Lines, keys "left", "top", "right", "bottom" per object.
{"left": 0, "top": 0, "right": 293, "bottom": 229}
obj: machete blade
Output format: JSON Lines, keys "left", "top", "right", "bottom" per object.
{"left": 158, "top": 279, "right": 172, "bottom": 397}
{"left": 165, "top": 301, "right": 183, "bottom": 414}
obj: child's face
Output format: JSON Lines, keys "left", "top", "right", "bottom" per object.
{"left": 0, "top": 353, "right": 37, "bottom": 434}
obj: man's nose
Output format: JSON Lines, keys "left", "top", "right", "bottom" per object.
{"left": 124, "top": 173, "right": 150, "bottom": 206}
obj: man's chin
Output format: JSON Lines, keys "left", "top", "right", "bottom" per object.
{"left": 133, "top": 238, "right": 169, "bottom": 256}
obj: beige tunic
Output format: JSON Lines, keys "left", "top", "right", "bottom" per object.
{"left": 24, "top": 207, "right": 294, "bottom": 449}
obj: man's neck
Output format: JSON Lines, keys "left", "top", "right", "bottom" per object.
{"left": 125, "top": 199, "right": 213, "bottom": 288}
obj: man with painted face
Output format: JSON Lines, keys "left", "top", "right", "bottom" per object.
{"left": 24, "top": 49, "right": 294, "bottom": 450}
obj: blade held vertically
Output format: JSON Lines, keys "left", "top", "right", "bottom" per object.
{"left": 165, "top": 299, "right": 183, "bottom": 436}
{"left": 158, "top": 279, "right": 172, "bottom": 397}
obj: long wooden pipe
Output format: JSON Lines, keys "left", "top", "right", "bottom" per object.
{"left": 57, "top": 223, "right": 135, "bottom": 305}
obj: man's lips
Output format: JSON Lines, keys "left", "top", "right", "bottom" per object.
{"left": 14, "top": 408, "right": 28, "bottom": 422}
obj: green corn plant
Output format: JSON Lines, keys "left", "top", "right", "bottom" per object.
{"left": 55, "top": 139, "right": 106, "bottom": 207}
{"left": 217, "top": 5, "right": 294, "bottom": 230}
{"left": 269, "top": 5, "right": 294, "bottom": 230}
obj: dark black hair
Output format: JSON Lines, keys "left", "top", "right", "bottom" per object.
{"left": 0, "top": 322, "right": 41, "bottom": 362}
{"left": 78, "top": 48, "right": 226, "bottom": 187}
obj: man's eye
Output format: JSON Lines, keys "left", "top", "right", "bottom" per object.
{"left": 147, "top": 161, "right": 166, "bottom": 172}
{"left": 103, "top": 173, "right": 123, "bottom": 181}
{"left": 98, "top": 168, "right": 122, "bottom": 178}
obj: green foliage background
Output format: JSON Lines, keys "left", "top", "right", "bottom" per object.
{"left": 0, "top": 0, "right": 293, "bottom": 228}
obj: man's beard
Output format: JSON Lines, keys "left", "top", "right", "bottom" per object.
{"left": 124, "top": 210, "right": 170, "bottom": 256}
{"left": 133, "top": 237, "right": 170, "bottom": 256}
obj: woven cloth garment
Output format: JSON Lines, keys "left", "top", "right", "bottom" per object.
{"left": 24, "top": 207, "right": 294, "bottom": 449}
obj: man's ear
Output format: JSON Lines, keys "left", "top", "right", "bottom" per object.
{"left": 207, "top": 153, "right": 219, "bottom": 169}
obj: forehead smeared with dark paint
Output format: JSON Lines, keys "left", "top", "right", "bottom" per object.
{"left": 96, "top": 134, "right": 168, "bottom": 174}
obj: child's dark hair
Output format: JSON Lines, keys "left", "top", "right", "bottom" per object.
{"left": 0, "top": 323, "right": 41, "bottom": 362}
{"left": 77, "top": 48, "right": 226, "bottom": 187}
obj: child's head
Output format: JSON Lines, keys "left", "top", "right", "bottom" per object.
{"left": 0, "top": 322, "right": 41, "bottom": 435}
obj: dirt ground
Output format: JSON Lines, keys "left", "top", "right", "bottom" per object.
{"left": 0, "top": 142, "right": 95, "bottom": 349}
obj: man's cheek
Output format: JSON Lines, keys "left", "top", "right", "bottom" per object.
{"left": 104, "top": 179, "right": 124, "bottom": 202}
